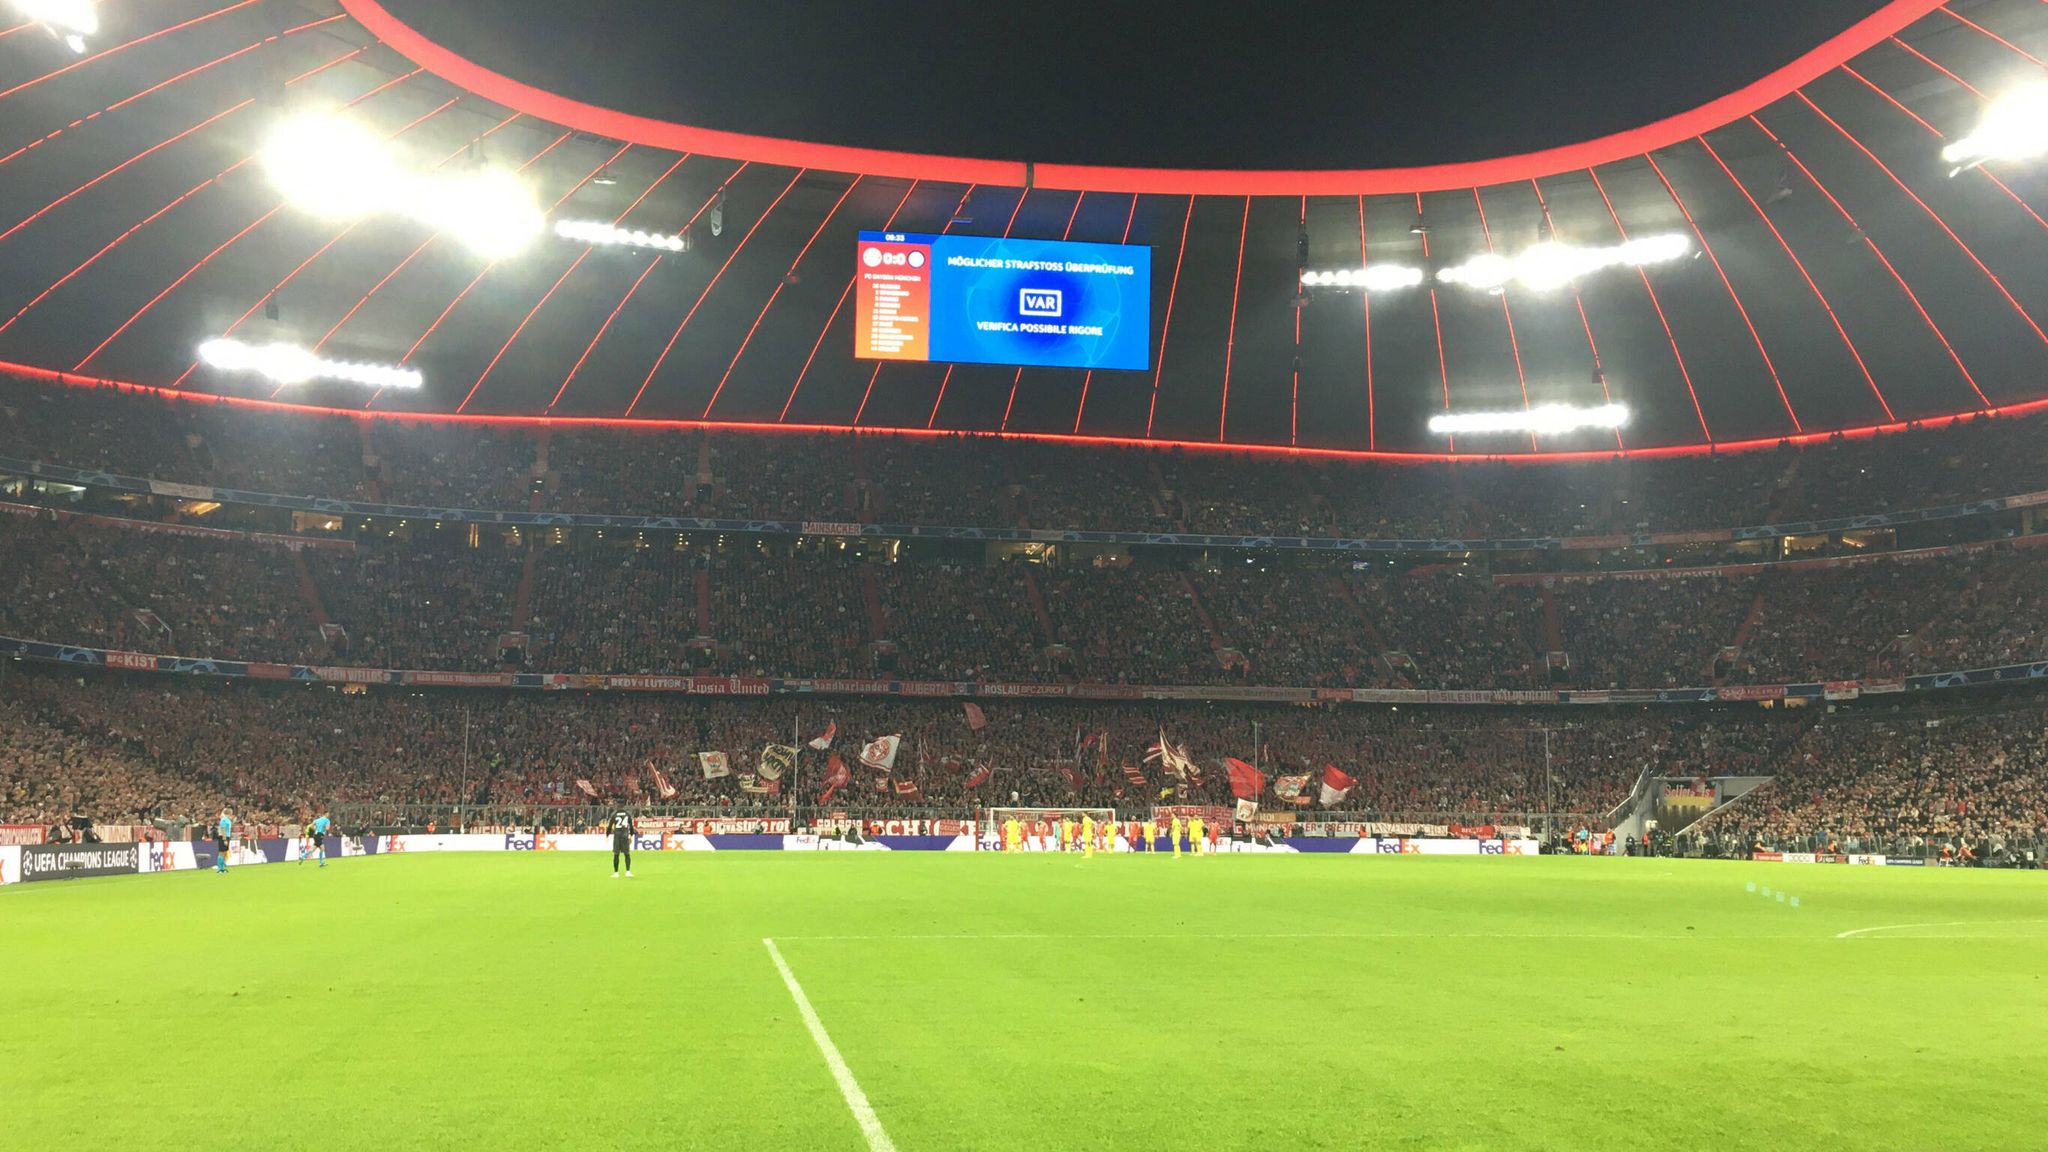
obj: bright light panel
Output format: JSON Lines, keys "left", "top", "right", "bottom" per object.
{"left": 261, "top": 114, "right": 543, "bottom": 257}
{"left": 1439, "top": 234, "right": 1689, "bottom": 291}
{"left": 1429, "top": 403, "right": 1630, "bottom": 436}
{"left": 1942, "top": 84, "right": 2048, "bottom": 172}
{"left": 199, "top": 338, "right": 423, "bottom": 391}
{"left": 554, "top": 219, "right": 687, "bottom": 252}
{"left": 14, "top": 0, "right": 97, "bottom": 36}
{"left": 1300, "top": 265, "right": 1425, "bottom": 291}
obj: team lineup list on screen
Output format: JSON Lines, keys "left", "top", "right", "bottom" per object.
{"left": 855, "top": 231, "right": 1152, "bottom": 371}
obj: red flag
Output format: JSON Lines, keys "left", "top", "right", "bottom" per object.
{"left": 893, "top": 780, "right": 922, "bottom": 798}
{"left": 819, "top": 753, "right": 851, "bottom": 805}
{"left": 1123, "top": 764, "right": 1146, "bottom": 787}
{"left": 963, "top": 703, "right": 987, "bottom": 731}
{"left": 808, "top": 720, "right": 837, "bottom": 751}
{"left": 1320, "top": 765, "right": 1356, "bottom": 807}
{"left": 1225, "top": 757, "right": 1266, "bottom": 801}
{"left": 1060, "top": 766, "right": 1086, "bottom": 793}
{"left": 574, "top": 778, "right": 598, "bottom": 798}
{"left": 963, "top": 761, "right": 992, "bottom": 790}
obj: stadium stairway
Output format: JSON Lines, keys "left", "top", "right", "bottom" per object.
{"left": 510, "top": 546, "right": 539, "bottom": 632}
{"left": 693, "top": 436, "right": 715, "bottom": 503}
{"left": 356, "top": 420, "right": 382, "bottom": 503}
{"left": 694, "top": 567, "right": 712, "bottom": 633}
{"left": 1326, "top": 573, "right": 1391, "bottom": 652}
{"left": 1178, "top": 573, "right": 1230, "bottom": 658}
{"left": 861, "top": 567, "right": 889, "bottom": 640}
{"left": 1022, "top": 568, "right": 1056, "bottom": 643}
{"left": 289, "top": 550, "right": 331, "bottom": 629}
{"left": 527, "top": 430, "right": 551, "bottom": 512}
{"left": 1538, "top": 585, "right": 1566, "bottom": 653}
{"left": 1729, "top": 589, "right": 1769, "bottom": 657}
{"left": 1763, "top": 456, "right": 1807, "bottom": 524}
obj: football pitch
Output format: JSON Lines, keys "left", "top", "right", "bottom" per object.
{"left": 4, "top": 854, "right": 2044, "bottom": 1151}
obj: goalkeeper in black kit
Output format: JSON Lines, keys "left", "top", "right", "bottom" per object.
{"left": 610, "top": 810, "right": 635, "bottom": 879}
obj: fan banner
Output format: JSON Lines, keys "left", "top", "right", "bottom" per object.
{"left": 739, "top": 774, "right": 780, "bottom": 795}
{"left": 698, "top": 752, "right": 731, "bottom": 780}
{"left": 1273, "top": 774, "right": 1312, "bottom": 804}
{"left": 1235, "top": 799, "right": 1261, "bottom": 822}
{"left": 758, "top": 744, "right": 797, "bottom": 781}
{"left": 860, "top": 734, "right": 902, "bottom": 772}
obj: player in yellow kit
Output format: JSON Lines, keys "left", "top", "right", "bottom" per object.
{"left": 1141, "top": 818, "right": 1156, "bottom": 852}
{"left": 1189, "top": 814, "right": 1205, "bottom": 856}
{"left": 1169, "top": 815, "right": 1183, "bottom": 857}
{"left": 1002, "top": 816, "right": 1021, "bottom": 853}
{"left": 1080, "top": 813, "right": 1096, "bottom": 858}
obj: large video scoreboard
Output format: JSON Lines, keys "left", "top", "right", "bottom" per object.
{"left": 854, "top": 231, "right": 1151, "bottom": 371}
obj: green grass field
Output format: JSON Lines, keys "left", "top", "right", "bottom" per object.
{"left": 4, "top": 853, "right": 2044, "bottom": 1150}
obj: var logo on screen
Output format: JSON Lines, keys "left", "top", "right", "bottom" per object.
{"left": 1018, "top": 288, "right": 1064, "bottom": 318}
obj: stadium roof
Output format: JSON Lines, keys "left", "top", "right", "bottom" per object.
{"left": 0, "top": 0, "right": 2045, "bottom": 459}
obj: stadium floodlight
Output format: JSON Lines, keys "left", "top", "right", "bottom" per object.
{"left": 198, "top": 338, "right": 424, "bottom": 391}
{"left": 261, "top": 114, "right": 405, "bottom": 220}
{"left": 1428, "top": 403, "right": 1630, "bottom": 436}
{"left": 554, "top": 218, "right": 688, "bottom": 252}
{"left": 1942, "top": 84, "right": 2048, "bottom": 174}
{"left": 1300, "top": 264, "right": 1425, "bottom": 291}
{"left": 417, "top": 165, "right": 546, "bottom": 259}
{"left": 262, "top": 113, "right": 543, "bottom": 257}
{"left": 1438, "top": 234, "right": 1690, "bottom": 292}
{"left": 13, "top": 0, "right": 98, "bottom": 36}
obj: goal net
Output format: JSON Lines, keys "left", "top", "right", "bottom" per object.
{"left": 979, "top": 807, "right": 1121, "bottom": 852}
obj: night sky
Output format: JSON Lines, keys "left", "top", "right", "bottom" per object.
{"left": 385, "top": 0, "right": 1888, "bottom": 169}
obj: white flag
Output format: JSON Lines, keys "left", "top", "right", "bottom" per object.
{"left": 859, "top": 735, "right": 901, "bottom": 773}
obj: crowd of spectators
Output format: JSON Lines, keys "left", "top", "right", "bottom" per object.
{"left": 1556, "top": 575, "right": 1757, "bottom": 688}
{"left": 10, "top": 667, "right": 2045, "bottom": 855}
{"left": 12, "top": 378, "right": 2048, "bottom": 539}
{"left": 0, "top": 669, "right": 1786, "bottom": 826}
{"left": 9, "top": 512, "right": 2048, "bottom": 688}
{"left": 1345, "top": 570, "right": 1549, "bottom": 689}
{"left": 1696, "top": 701, "right": 2048, "bottom": 856}
{"left": 306, "top": 536, "right": 524, "bottom": 671}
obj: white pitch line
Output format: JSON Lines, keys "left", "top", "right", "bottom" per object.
{"left": 1836, "top": 919, "right": 2048, "bottom": 939}
{"left": 763, "top": 937, "right": 897, "bottom": 1152}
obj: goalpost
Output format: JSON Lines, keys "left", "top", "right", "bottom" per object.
{"left": 978, "top": 807, "right": 1121, "bottom": 852}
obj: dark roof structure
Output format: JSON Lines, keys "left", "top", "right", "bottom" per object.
{"left": 0, "top": 0, "right": 2045, "bottom": 459}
